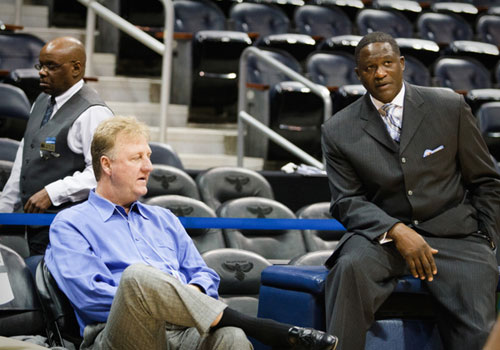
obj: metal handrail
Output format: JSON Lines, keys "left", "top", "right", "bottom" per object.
{"left": 77, "top": 0, "right": 173, "bottom": 143}
{"left": 237, "top": 46, "right": 331, "bottom": 170}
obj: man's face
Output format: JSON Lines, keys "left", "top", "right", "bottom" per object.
{"left": 355, "top": 42, "right": 405, "bottom": 103}
{"left": 38, "top": 45, "right": 77, "bottom": 96}
{"left": 107, "top": 133, "right": 153, "bottom": 206}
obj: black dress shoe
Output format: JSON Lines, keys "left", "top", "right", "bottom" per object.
{"left": 287, "top": 326, "right": 338, "bottom": 350}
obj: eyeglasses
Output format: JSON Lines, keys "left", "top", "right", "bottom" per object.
{"left": 34, "top": 62, "right": 66, "bottom": 72}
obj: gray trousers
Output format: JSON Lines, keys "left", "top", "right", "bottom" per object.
{"left": 80, "top": 264, "right": 253, "bottom": 350}
{"left": 325, "top": 234, "right": 498, "bottom": 350}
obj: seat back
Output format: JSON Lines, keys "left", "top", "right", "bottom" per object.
{"left": 0, "top": 159, "right": 13, "bottom": 191}
{"left": 0, "top": 83, "right": 30, "bottom": 141}
{"left": 4, "top": 68, "right": 41, "bottom": 104}
{"left": 477, "top": 15, "right": 500, "bottom": 46}
{"left": 246, "top": 48, "right": 302, "bottom": 87}
{"left": 417, "top": 12, "right": 473, "bottom": 45}
{"left": 0, "top": 137, "right": 20, "bottom": 162}
{"left": 217, "top": 197, "right": 307, "bottom": 261}
{"left": 149, "top": 141, "right": 184, "bottom": 169}
{"left": 143, "top": 195, "right": 225, "bottom": 254}
{"left": 356, "top": 9, "right": 413, "bottom": 38}
{"left": 288, "top": 250, "right": 332, "bottom": 266}
{"left": 229, "top": 3, "right": 290, "bottom": 37}
{"left": 403, "top": 55, "right": 431, "bottom": 86}
{"left": 35, "top": 258, "right": 81, "bottom": 347}
{"left": 433, "top": 57, "right": 491, "bottom": 91}
{"left": 295, "top": 202, "right": 345, "bottom": 251}
{"left": 294, "top": 5, "right": 352, "bottom": 39}
{"left": 0, "top": 244, "right": 44, "bottom": 337}
{"left": 202, "top": 248, "right": 271, "bottom": 316}
{"left": 255, "top": 33, "right": 316, "bottom": 63}
{"left": 173, "top": 0, "right": 225, "bottom": 33}
{"left": 306, "top": 51, "right": 358, "bottom": 88}
{"left": 196, "top": 166, "right": 274, "bottom": 210}
{"left": 477, "top": 101, "right": 500, "bottom": 159}
{"left": 268, "top": 81, "right": 324, "bottom": 160}
{"left": 145, "top": 164, "right": 199, "bottom": 199}
{"left": 0, "top": 33, "right": 45, "bottom": 71}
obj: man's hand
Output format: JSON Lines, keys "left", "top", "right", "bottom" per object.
{"left": 24, "top": 188, "right": 52, "bottom": 213}
{"left": 388, "top": 223, "right": 438, "bottom": 281}
{"left": 187, "top": 284, "right": 202, "bottom": 293}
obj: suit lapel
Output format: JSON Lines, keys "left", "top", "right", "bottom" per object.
{"left": 359, "top": 94, "right": 398, "bottom": 153}
{"left": 399, "top": 83, "right": 425, "bottom": 154}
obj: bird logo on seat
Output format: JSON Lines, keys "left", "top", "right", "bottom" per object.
{"left": 167, "top": 205, "right": 194, "bottom": 217}
{"left": 225, "top": 175, "right": 250, "bottom": 192}
{"left": 152, "top": 172, "right": 177, "bottom": 190}
{"left": 222, "top": 260, "right": 254, "bottom": 281}
{"left": 247, "top": 205, "right": 273, "bottom": 218}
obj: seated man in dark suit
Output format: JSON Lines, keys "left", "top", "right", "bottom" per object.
{"left": 322, "top": 32, "right": 500, "bottom": 349}
{"left": 45, "top": 116, "right": 337, "bottom": 350}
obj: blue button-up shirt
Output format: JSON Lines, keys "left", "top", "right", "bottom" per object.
{"left": 45, "top": 190, "right": 220, "bottom": 335}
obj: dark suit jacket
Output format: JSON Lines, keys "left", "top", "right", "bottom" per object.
{"left": 322, "top": 83, "right": 500, "bottom": 268}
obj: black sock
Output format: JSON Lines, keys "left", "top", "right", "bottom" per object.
{"left": 212, "top": 307, "right": 293, "bottom": 347}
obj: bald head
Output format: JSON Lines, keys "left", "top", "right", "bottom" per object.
{"left": 38, "top": 36, "right": 87, "bottom": 96}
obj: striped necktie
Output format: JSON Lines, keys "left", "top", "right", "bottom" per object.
{"left": 40, "top": 96, "right": 56, "bottom": 128}
{"left": 380, "top": 103, "right": 402, "bottom": 142}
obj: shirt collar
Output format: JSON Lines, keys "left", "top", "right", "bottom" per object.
{"left": 53, "top": 79, "right": 84, "bottom": 109}
{"left": 88, "top": 190, "right": 150, "bottom": 222}
{"left": 369, "top": 83, "right": 405, "bottom": 111}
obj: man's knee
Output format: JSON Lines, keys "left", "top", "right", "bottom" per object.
{"left": 207, "top": 327, "right": 252, "bottom": 350}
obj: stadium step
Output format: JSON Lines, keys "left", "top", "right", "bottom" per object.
{"left": 0, "top": 2, "right": 48, "bottom": 28}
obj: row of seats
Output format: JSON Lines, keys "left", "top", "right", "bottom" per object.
{"left": 0, "top": 242, "right": 333, "bottom": 348}
{"left": 177, "top": 0, "right": 500, "bottom": 46}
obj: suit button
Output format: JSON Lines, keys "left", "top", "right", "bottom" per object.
{"left": 401, "top": 157, "right": 406, "bottom": 164}
{"left": 413, "top": 220, "right": 419, "bottom": 225}
{"left": 30, "top": 144, "right": 34, "bottom": 149}
{"left": 407, "top": 190, "right": 413, "bottom": 196}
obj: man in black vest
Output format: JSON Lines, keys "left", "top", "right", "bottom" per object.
{"left": 0, "top": 36, "right": 113, "bottom": 254}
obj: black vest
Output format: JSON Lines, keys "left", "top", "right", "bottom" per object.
{"left": 20, "top": 84, "right": 107, "bottom": 210}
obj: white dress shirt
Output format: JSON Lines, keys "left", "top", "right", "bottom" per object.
{"left": 0, "top": 80, "right": 113, "bottom": 212}
{"left": 369, "top": 84, "right": 405, "bottom": 243}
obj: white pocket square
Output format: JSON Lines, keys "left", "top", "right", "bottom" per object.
{"left": 423, "top": 145, "right": 444, "bottom": 158}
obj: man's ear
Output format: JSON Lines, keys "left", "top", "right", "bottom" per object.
{"left": 71, "top": 60, "right": 82, "bottom": 78}
{"left": 100, "top": 155, "right": 112, "bottom": 176}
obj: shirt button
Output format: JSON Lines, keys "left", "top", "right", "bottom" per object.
{"left": 135, "top": 238, "right": 139, "bottom": 241}
{"left": 401, "top": 157, "right": 406, "bottom": 164}
{"left": 413, "top": 220, "right": 419, "bottom": 225}
{"left": 407, "top": 190, "right": 413, "bottom": 196}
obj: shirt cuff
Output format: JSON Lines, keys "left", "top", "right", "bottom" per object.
{"left": 378, "top": 232, "right": 393, "bottom": 244}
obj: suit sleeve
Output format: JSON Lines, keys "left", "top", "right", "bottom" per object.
{"left": 457, "top": 96, "right": 500, "bottom": 244}
{"left": 321, "top": 124, "right": 400, "bottom": 241}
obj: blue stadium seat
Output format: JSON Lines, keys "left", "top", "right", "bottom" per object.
{"left": 404, "top": 55, "right": 432, "bottom": 86}
{"left": 356, "top": 9, "right": 414, "bottom": 38}
{"left": 0, "top": 137, "right": 20, "bottom": 162}
{"left": 417, "top": 12, "right": 473, "bottom": 46}
{"left": 477, "top": 101, "right": 500, "bottom": 160}
{"left": 229, "top": 3, "right": 290, "bottom": 38}
{"left": 0, "top": 83, "right": 30, "bottom": 140}
{"left": 0, "top": 33, "right": 44, "bottom": 71}
{"left": 294, "top": 5, "right": 352, "bottom": 39}
{"left": 433, "top": 56, "right": 492, "bottom": 92}
{"left": 476, "top": 14, "right": 500, "bottom": 46}
{"left": 257, "top": 265, "right": 443, "bottom": 350}
{"left": 148, "top": 141, "right": 184, "bottom": 169}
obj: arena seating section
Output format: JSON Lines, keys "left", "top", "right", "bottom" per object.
{"left": 2, "top": 0, "right": 500, "bottom": 348}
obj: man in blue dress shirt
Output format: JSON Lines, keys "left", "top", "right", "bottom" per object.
{"left": 45, "top": 116, "right": 337, "bottom": 350}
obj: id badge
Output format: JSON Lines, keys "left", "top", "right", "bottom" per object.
{"left": 39, "top": 137, "right": 60, "bottom": 159}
